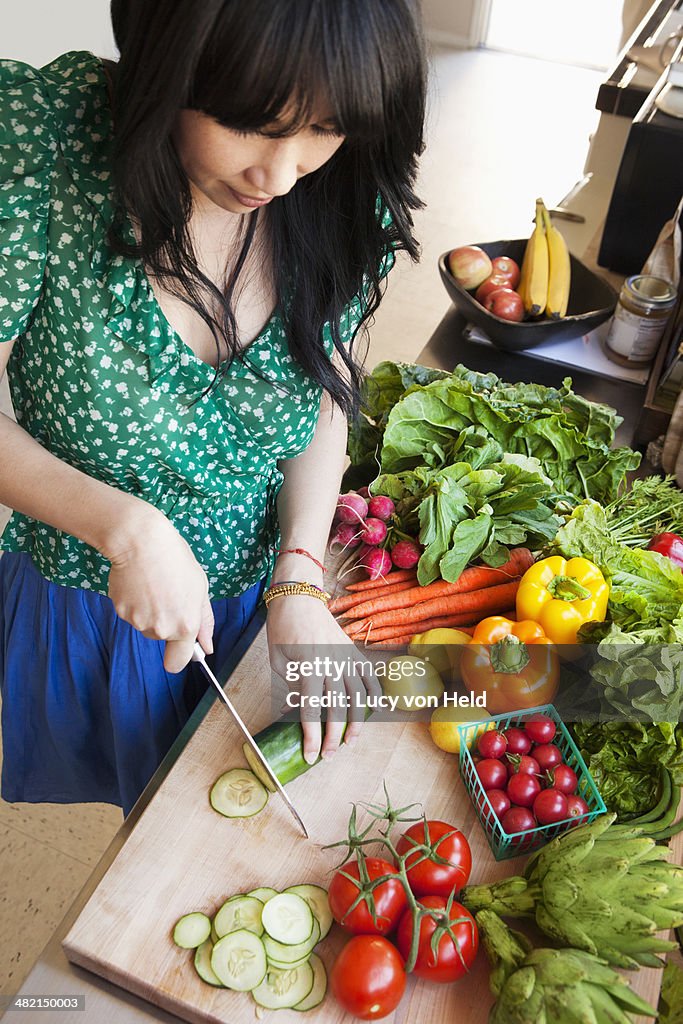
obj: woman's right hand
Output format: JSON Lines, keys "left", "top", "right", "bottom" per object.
{"left": 104, "top": 502, "right": 214, "bottom": 672}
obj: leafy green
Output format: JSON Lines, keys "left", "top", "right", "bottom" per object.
{"left": 605, "top": 474, "right": 683, "bottom": 547}
{"left": 572, "top": 721, "right": 683, "bottom": 819}
{"left": 659, "top": 961, "right": 683, "bottom": 1024}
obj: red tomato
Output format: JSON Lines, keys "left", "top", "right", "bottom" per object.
{"left": 501, "top": 806, "right": 536, "bottom": 833}
{"left": 507, "top": 772, "right": 542, "bottom": 808}
{"left": 330, "top": 935, "right": 406, "bottom": 1020}
{"left": 476, "top": 758, "right": 508, "bottom": 791}
{"left": 533, "top": 743, "right": 563, "bottom": 771}
{"left": 507, "top": 754, "right": 540, "bottom": 777}
{"left": 483, "top": 287, "right": 524, "bottom": 322}
{"left": 328, "top": 858, "right": 408, "bottom": 935}
{"left": 548, "top": 764, "right": 578, "bottom": 794}
{"left": 534, "top": 788, "right": 569, "bottom": 825}
{"left": 395, "top": 897, "right": 478, "bottom": 983}
{"left": 486, "top": 788, "right": 511, "bottom": 820}
{"left": 477, "top": 730, "right": 508, "bottom": 759}
{"left": 502, "top": 727, "right": 532, "bottom": 755}
{"left": 567, "top": 794, "right": 590, "bottom": 819}
{"left": 491, "top": 255, "right": 521, "bottom": 289}
{"left": 396, "top": 820, "right": 472, "bottom": 897}
{"left": 524, "top": 714, "right": 556, "bottom": 744}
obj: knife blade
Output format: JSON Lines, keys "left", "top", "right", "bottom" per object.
{"left": 192, "top": 642, "right": 309, "bottom": 838}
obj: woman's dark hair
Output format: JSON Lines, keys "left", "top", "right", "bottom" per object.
{"left": 108, "top": 0, "right": 426, "bottom": 414}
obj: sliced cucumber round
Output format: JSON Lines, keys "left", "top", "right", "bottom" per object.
{"left": 263, "top": 919, "right": 321, "bottom": 965}
{"left": 210, "top": 769, "right": 269, "bottom": 818}
{"left": 284, "top": 884, "right": 333, "bottom": 941}
{"left": 251, "top": 962, "right": 314, "bottom": 1010}
{"left": 266, "top": 954, "right": 311, "bottom": 971}
{"left": 194, "top": 940, "right": 224, "bottom": 987}
{"left": 294, "top": 953, "right": 327, "bottom": 1011}
{"left": 210, "top": 930, "right": 267, "bottom": 991}
{"left": 247, "top": 887, "right": 279, "bottom": 903}
{"left": 173, "top": 912, "right": 211, "bottom": 949}
{"left": 261, "top": 893, "right": 313, "bottom": 945}
{"left": 214, "top": 895, "right": 264, "bottom": 939}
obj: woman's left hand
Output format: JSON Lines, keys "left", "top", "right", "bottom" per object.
{"left": 266, "top": 595, "right": 381, "bottom": 766}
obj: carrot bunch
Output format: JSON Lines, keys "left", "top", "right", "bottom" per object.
{"left": 329, "top": 547, "right": 535, "bottom": 646}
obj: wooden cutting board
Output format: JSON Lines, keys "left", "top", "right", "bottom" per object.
{"left": 62, "top": 625, "right": 679, "bottom": 1024}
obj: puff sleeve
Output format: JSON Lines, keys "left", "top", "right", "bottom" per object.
{"left": 0, "top": 60, "right": 57, "bottom": 342}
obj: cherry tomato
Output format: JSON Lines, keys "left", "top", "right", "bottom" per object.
{"left": 501, "top": 806, "right": 536, "bottom": 833}
{"left": 506, "top": 754, "right": 540, "bottom": 777}
{"left": 396, "top": 820, "right": 472, "bottom": 897}
{"left": 328, "top": 858, "right": 408, "bottom": 935}
{"left": 548, "top": 764, "right": 578, "bottom": 794}
{"left": 485, "top": 788, "right": 511, "bottom": 820}
{"left": 534, "top": 788, "right": 569, "bottom": 825}
{"left": 507, "top": 772, "right": 542, "bottom": 808}
{"left": 533, "top": 743, "right": 563, "bottom": 771}
{"left": 524, "top": 714, "right": 556, "bottom": 744}
{"left": 502, "top": 727, "right": 532, "bottom": 755}
{"left": 477, "top": 729, "right": 508, "bottom": 760}
{"left": 476, "top": 758, "right": 508, "bottom": 791}
{"left": 567, "top": 794, "right": 590, "bottom": 819}
{"left": 330, "top": 935, "right": 406, "bottom": 1020}
{"left": 395, "top": 896, "right": 478, "bottom": 984}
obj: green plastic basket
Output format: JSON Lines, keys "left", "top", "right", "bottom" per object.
{"left": 458, "top": 703, "right": 605, "bottom": 861}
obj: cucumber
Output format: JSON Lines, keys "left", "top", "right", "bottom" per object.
{"left": 294, "top": 953, "right": 327, "bottom": 1011}
{"left": 247, "top": 887, "right": 279, "bottom": 903}
{"left": 251, "top": 962, "right": 314, "bottom": 1010}
{"left": 210, "top": 768, "right": 269, "bottom": 817}
{"left": 284, "top": 884, "right": 333, "bottom": 940}
{"left": 267, "top": 954, "right": 311, "bottom": 971}
{"left": 261, "top": 893, "right": 313, "bottom": 945}
{"left": 244, "top": 720, "right": 327, "bottom": 790}
{"left": 194, "top": 940, "right": 224, "bottom": 987}
{"left": 263, "top": 919, "right": 321, "bottom": 965}
{"left": 210, "top": 930, "right": 267, "bottom": 991}
{"left": 214, "top": 895, "right": 264, "bottom": 939}
{"left": 173, "top": 912, "right": 211, "bottom": 949}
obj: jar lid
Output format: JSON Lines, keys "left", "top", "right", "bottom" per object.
{"left": 625, "top": 275, "right": 677, "bottom": 305}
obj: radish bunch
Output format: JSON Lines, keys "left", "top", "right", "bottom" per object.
{"left": 328, "top": 489, "right": 421, "bottom": 580}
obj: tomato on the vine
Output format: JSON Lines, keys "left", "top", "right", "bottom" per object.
{"left": 330, "top": 935, "right": 406, "bottom": 1020}
{"left": 328, "top": 858, "right": 408, "bottom": 935}
{"left": 395, "top": 820, "right": 472, "bottom": 897}
{"left": 395, "top": 896, "right": 478, "bottom": 983}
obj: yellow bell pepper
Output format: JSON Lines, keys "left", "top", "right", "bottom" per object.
{"left": 516, "top": 555, "right": 609, "bottom": 644}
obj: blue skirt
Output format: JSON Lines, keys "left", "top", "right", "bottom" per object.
{"left": 0, "top": 552, "right": 265, "bottom": 817}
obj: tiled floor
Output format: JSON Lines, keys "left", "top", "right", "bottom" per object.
{"left": 0, "top": 45, "right": 615, "bottom": 995}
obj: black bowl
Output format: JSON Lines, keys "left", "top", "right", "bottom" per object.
{"left": 439, "top": 239, "right": 618, "bottom": 353}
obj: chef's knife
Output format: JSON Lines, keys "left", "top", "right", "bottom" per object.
{"left": 192, "top": 642, "right": 309, "bottom": 839}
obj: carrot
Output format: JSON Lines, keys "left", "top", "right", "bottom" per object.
{"left": 337, "top": 549, "right": 532, "bottom": 622}
{"left": 343, "top": 569, "right": 418, "bottom": 592}
{"left": 343, "top": 580, "right": 521, "bottom": 633}
{"left": 353, "top": 610, "right": 479, "bottom": 643}
{"left": 328, "top": 577, "right": 419, "bottom": 615}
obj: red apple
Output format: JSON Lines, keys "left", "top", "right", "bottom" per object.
{"left": 490, "top": 255, "right": 521, "bottom": 289}
{"left": 475, "top": 273, "right": 510, "bottom": 304}
{"left": 448, "top": 245, "right": 493, "bottom": 291}
{"left": 484, "top": 287, "right": 524, "bottom": 322}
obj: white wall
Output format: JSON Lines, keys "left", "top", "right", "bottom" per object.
{"left": 1, "top": 0, "right": 117, "bottom": 65}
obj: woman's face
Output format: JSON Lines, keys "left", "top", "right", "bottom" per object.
{"left": 173, "top": 109, "right": 345, "bottom": 215}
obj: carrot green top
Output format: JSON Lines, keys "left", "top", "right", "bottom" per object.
{"left": 0, "top": 51, "right": 388, "bottom": 598}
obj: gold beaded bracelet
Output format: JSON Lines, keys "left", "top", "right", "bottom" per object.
{"left": 263, "top": 581, "right": 331, "bottom": 608}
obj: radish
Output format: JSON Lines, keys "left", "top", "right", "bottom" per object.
{"left": 335, "top": 493, "right": 368, "bottom": 524}
{"left": 391, "top": 539, "right": 421, "bottom": 569}
{"left": 328, "top": 522, "right": 362, "bottom": 554}
{"left": 359, "top": 517, "right": 387, "bottom": 546}
{"left": 356, "top": 486, "right": 370, "bottom": 499}
{"left": 356, "top": 546, "right": 393, "bottom": 580}
{"left": 367, "top": 495, "right": 395, "bottom": 521}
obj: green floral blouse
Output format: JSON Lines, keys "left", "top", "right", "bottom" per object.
{"left": 0, "top": 51, "right": 385, "bottom": 599}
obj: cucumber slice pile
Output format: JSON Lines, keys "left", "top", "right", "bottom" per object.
{"left": 173, "top": 883, "right": 329, "bottom": 1011}
{"left": 209, "top": 768, "right": 269, "bottom": 818}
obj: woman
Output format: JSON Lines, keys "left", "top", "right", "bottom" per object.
{"left": 0, "top": 0, "right": 426, "bottom": 816}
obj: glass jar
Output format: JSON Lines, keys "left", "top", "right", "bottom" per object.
{"left": 605, "top": 275, "right": 677, "bottom": 367}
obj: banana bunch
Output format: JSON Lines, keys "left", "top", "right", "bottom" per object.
{"left": 518, "top": 197, "right": 571, "bottom": 319}
{"left": 477, "top": 910, "right": 657, "bottom": 1024}
{"left": 461, "top": 813, "right": 683, "bottom": 970}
